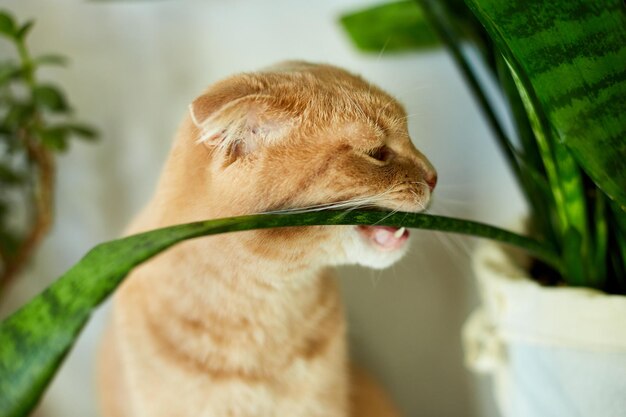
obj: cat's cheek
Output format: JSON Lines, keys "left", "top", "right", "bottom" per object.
{"left": 339, "top": 229, "right": 411, "bottom": 270}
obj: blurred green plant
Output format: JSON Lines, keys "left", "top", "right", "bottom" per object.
{"left": 0, "top": 10, "right": 97, "bottom": 298}
{"left": 341, "top": 0, "right": 626, "bottom": 291}
{"left": 339, "top": 1, "right": 440, "bottom": 52}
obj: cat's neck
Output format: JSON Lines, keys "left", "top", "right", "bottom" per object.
{"left": 131, "top": 224, "right": 332, "bottom": 311}
{"left": 123, "top": 234, "right": 343, "bottom": 375}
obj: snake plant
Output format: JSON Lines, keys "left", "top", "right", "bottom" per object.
{"left": 341, "top": 0, "right": 626, "bottom": 289}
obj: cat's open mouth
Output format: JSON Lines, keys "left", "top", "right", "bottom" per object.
{"left": 356, "top": 225, "right": 409, "bottom": 251}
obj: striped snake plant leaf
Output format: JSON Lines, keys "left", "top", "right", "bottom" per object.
{"left": 494, "top": 53, "right": 559, "bottom": 245}
{"left": 465, "top": 0, "right": 626, "bottom": 212}
{"left": 0, "top": 210, "right": 559, "bottom": 417}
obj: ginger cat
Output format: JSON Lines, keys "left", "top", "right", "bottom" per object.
{"left": 98, "top": 62, "right": 436, "bottom": 417}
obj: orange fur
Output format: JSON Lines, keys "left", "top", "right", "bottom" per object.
{"left": 98, "top": 62, "right": 435, "bottom": 417}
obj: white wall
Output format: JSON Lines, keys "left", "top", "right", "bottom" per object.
{"left": 0, "top": 0, "right": 525, "bottom": 416}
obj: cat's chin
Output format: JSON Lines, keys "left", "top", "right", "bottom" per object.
{"left": 339, "top": 226, "right": 411, "bottom": 270}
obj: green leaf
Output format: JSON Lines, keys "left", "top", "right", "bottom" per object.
{"left": 0, "top": 11, "right": 16, "bottom": 38}
{"left": 0, "top": 128, "right": 22, "bottom": 154}
{"left": 0, "top": 199, "right": 8, "bottom": 218}
{"left": 517, "top": 158, "right": 559, "bottom": 245}
{"left": 591, "top": 191, "right": 608, "bottom": 285}
{"left": 0, "top": 63, "right": 22, "bottom": 86}
{"left": 65, "top": 123, "right": 98, "bottom": 140}
{"left": 495, "top": 52, "right": 560, "bottom": 244}
{"left": 0, "top": 164, "right": 24, "bottom": 185}
{"left": 0, "top": 229, "right": 20, "bottom": 258}
{"left": 32, "top": 85, "right": 69, "bottom": 113}
{"left": 4, "top": 104, "right": 35, "bottom": 128}
{"left": 39, "top": 127, "right": 69, "bottom": 151}
{"left": 0, "top": 127, "right": 18, "bottom": 154}
{"left": 0, "top": 210, "right": 560, "bottom": 417}
{"left": 33, "top": 54, "right": 68, "bottom": 67}
{"left": 38, "top": 124, "right": 98, "bottom": 149}
{"left": 552, "top": 142, "right": 588, "bottom": 244}
{"left": 504, "top": 51, "right": 593, "bottom": 282}
{"left": 15, "top": 20, "right": 34, "bottom": 41}
{"left": 339, "top": 1, "right": 440, "bottom": 53}
{"left": 495, "top": 53, "right": 542, "bottom": 174}
{"left": 465, "top": 0, "right": 626, "bottom": 211}
{"left": 609, "top": 247, "right": 626, "bottom": 292}
{"left": 561, "top": 226, "right": 585, "bottom": 286}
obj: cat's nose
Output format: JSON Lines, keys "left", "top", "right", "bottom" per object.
{"left": 424, "top": 170, "right": 437, "bottom": 192}
{"left": 407, "top": 146, "right": 437, "bottom": 192}
{"left": 416, "top": 158, "right": 437, "bottom": 192}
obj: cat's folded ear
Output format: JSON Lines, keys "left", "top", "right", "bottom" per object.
{"left": 189, "top": 92, "right": 293, "bottom": 159}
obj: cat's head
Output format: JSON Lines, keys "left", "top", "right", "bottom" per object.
{"left": 168, "top": 62, "right": 436, "bottom": 270}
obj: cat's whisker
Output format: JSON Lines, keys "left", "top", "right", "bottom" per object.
{"left": 263, "top": 194, "right": 387, "bottom": 215}
{"left": 264, "top": 196, "right": 367, "bottom": 212}
{"left": 396, "top": 111, "right": 425, "bottom": 123}
{"left": 374, "top": 99, "right": 395, "bottom": 127}
{"left": 370, "top": 198, "right": 408, "bottom": 226}
{"left": 340, "top": 84, "right": 368, "bottom": 121}
{"left": 365, "top": 41, "right": 392, "bottom": 97}
{"left": 376, "top": 38, "right": 391, "bottom": 64}
{"left": 367, "top": 267, "right": 382, "bottom": 288}
{"left": 263, "top": 180, "right": 428, "bottom": 221}
{"left": 312, "top": 187, "right": 400, "bottom": 211}
{"left": 407, "top": 188, "right": 428, "bottom": 213}
{"left": 326, "top": 191, "right": 397, "bottom": 211}
{"left": 428, "top": 202, "right": 476, "bottom": 258}
{"left": 430, "top": 231, "right": 473, "bottom": 273}
{"left": 434, "top": 184, "right": 474, "bottom": 192}
{"left": 437, "top": 230, "right": 475, "bottom": 261}
{"left": 428, "top": 203, "right": 462, "bottom": 223}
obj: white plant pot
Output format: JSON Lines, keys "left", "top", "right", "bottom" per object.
{"left": 463, "top": 241, "right": 626, "bottom": 417}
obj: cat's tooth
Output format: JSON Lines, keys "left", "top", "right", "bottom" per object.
{"left": 394, "top": 227, "right": 406, "bottom": 239}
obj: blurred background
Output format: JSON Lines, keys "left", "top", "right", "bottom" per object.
{"left": 0, "top": 0, "right": 525, "bottom": 416}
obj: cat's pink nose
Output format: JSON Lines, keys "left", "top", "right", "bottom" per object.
{"left": 425, "top": 172, "right": 437, "bottom": 192}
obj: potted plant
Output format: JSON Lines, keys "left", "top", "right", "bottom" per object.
{"left": 0, "top": 1, "right": 624, "bottom": 416}
{"left": 340, "top": 0, "right": 626, "bottom": 415}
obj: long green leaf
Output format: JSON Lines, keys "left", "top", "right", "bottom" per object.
{"left": 505, "top": 51, "right": 591, "bottom": 283}
{"left": 592, "top": 192, "right": 608, "bottom": 287}
{"left": 0, "top": 210, "right": 559, "bottom": 417}
{"left": 465, "top": 0, "right": 626, "bottom": 211}
{"left": 495, "top": 53, "right": 558, "bottom": 245}
{"left": 0, "top": 11, "right": 17, "bottom": 38}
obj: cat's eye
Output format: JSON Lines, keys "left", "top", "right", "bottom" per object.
{"left": 365, "top": 146, "right": 393, "bottom": 163}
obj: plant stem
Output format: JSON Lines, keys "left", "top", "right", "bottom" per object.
{"left": 0, "top": 133, "right": 54, "bottom": 294}
{"left": 0, "top": 33, "right": 55, "bottom": 296}
{"left": 415, "top": 0, "right": 522, "bottom": 187}
{"left": 16, "top": 38, "right": 35, "bottom": 88}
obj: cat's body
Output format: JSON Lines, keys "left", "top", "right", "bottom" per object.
{"left": 98, "top": 62, "right": 436, "bottom": 417}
